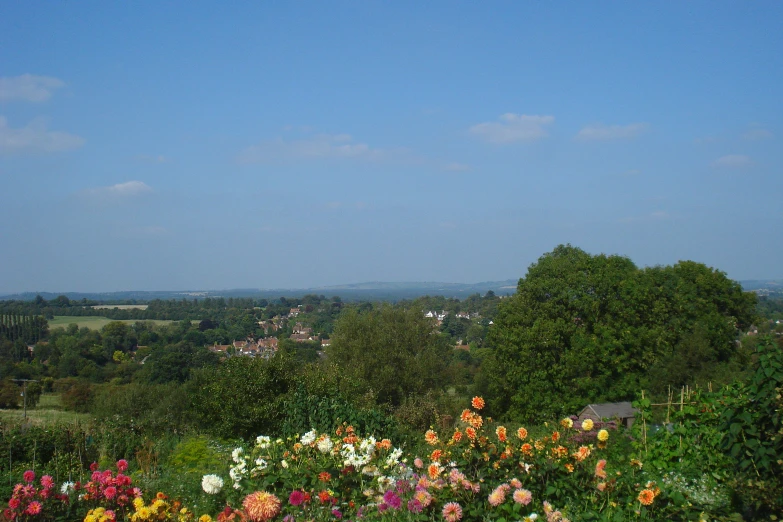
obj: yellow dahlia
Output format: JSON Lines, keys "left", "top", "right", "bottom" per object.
{"left": 597, "top": 429, "right": 609, "bottom": 441}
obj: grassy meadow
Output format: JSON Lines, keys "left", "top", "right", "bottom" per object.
{"left": 0, "top": 393, "right": 90, "bottom": 425}
{"left": 48, "top": 316, "right": 175, "bottom": 330}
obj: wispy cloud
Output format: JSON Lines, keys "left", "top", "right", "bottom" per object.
{"left": 712, "top": 154, "right": 752, "bottom": 168}
{"left": 443, "top": 162, "right": 471, "bottom": 172}
{"left": 576, "top": 122, "right": 648, "bottom": 141}
{"left": 0, "top": 74, "right": 65, "bottom": 102}
{"left": 0, "top": 116, "right": 84, "bottom": 154}
{"left": 742, "top": 128, "right": 773, "bottom": 141}
{"left": 238, "top": 133, "right": 385, "bottom": 164}
{"left": 85, "top": 181, "right": 153, "bottom": 198}
{"left": 469, "top": 113, "right": 554, "bottom": 143}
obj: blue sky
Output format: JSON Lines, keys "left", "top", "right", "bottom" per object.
{"left": 1, "top": 2, "right": 781, "bottom": 293}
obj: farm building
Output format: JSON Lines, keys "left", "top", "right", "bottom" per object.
{"left": 578, "top": 402, "right": 637, "bottom": 429}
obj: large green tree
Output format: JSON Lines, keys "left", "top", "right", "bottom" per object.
{"left": 328, "top": 305, "right": 451, "bottom": 407}
{"left": 486, "top": 245, "right": 756, "bottom": 422}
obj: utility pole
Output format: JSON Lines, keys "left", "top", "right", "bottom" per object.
{"left": 12, "top": 379, "right": 38, "bottom": 420}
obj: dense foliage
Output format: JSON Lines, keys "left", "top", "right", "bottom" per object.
{"left": 486, "top": 244, "right": 757, "bottom": 422}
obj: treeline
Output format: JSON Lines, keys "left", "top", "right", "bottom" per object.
{"left": 0, "top": 313, "right": 48, "bottom": 344}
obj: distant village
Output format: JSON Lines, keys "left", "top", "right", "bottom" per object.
{"left": 207, "top": 307, "right": 491, "bottom": 359}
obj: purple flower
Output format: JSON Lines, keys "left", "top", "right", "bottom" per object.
{"left": 382, "top": 491, "right": 402, "bottom": 510}
{"left": 331, "top": 509, "right": 342, "bottom": 519}
{"left": 407, "top": 499, "right": 423, "bottom": 513}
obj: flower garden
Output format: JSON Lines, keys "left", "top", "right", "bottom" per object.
{"left": 3, "top": 396, "right": 689, "bottom": 522}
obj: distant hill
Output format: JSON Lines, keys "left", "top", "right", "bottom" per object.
{"left": 740, "top": 280, "right": 783, "bottom": 296}
{"left": 4, "top": 278, "right": 778, "bottom": 303}
{"left": 0, "top": 280, "right": 520, "bottom": 303}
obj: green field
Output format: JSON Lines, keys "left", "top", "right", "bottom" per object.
{"left": 92, "top": 304, "right": 149, "bottom": 310}
{"left": 49, "top": 316, "right": 176, "bottom": 330}
{"left": 0, "top": 393, "right": 90, "bottom": 425}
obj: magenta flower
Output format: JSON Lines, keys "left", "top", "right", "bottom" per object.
{"left": 408, "top": 499, "right": 423, "bottom": 513}
{"left": 382, "top": 491, "right": 402, "bottom": 510}
{"left": 23, "top": 471, "right": 35, "bottom": 484}
{"left": 104, "top": 486, "right": 118, "bottom": 499}
{"left": 288, "top": 490, "right": 305, "bottom": 506}
{"left": 117, "top": 459, "right": 128, "bottom": 472}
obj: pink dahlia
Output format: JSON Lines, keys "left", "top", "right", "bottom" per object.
{"left": 22, "top": 471, "right": 35, "bottom": 484}
{"left": 25, "top": 502, "right": 42, "bottom": 516}
{"left": 40, "top": 476, "right": 54, "bottom": 489}
{"left": 442, "top": 502, "right": 463, "bottom": 522}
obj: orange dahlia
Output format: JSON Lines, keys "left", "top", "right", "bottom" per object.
{"left": 638, "top": 489, "right": 655, "bottom": 506}
{"left": 516, "top": 427, "right": 528, "bottom": 440}
{"left": 465, "top": 427, "right": 477, "bottom": 440}
{"left": 595, "top": 459, "right": 607, "bottom": 479}
{"left": 242, "top": 492, "right": 281, "bottom": 522}
{"left": 496, "top": 426, "right": 507, "bottom": 442}
{"left": 424, "top": 429, "right": 439, "bottom": 445}
{"left": 471, "top": 396, "right": 485, "bottom": 410}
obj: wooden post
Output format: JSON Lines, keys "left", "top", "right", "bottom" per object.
{"left": 679, "top": 386, "right": 684, "bottom": 451}
{"left": 641, "top": 390, "right": 648, "bottom": 455}
{"left": 666, "top": 386, "right": 672, "bottom": 424}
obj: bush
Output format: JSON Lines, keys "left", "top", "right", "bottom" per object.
{"left": 0, "top": 379, "right": 20, "bottom": 409}
{"left": 61, "top": 382, "right": 94, "bottom": 413}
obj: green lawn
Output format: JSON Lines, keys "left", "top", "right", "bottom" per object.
{"left": 0, "top": 394, "right": 90, "bottom": 425}
{"left": 49, "top": 316, "right": 176, "bottom": 330}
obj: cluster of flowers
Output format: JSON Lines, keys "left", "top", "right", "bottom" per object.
{"left": 4, "top": 397, "right": 668, "bottom": 521}
{"left": 80, "top": 460, "right": 141, "bottom": 510}
{"left": 128, "top": 493, "right": 195, "bottom": 522}
{"left": 3, "top": 471, "right": 68, "bottom": 521}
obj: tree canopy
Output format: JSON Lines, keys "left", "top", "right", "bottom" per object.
{"left": 486, "top": 244, "right": 757, "bottom": 422}
{"left": 327, "top": 305, "right": 451, "bottom": 408}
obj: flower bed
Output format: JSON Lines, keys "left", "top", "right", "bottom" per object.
{"left": 3, "top": 398, "right": 673, "bottom": 521}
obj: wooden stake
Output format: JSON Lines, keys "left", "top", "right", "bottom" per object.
{"left": 641, "top": 390, "right": 648, "bottom": 455}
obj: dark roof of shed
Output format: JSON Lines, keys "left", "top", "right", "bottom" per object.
{"left": 581, "top": 402, "right": 637, "bottom": 419}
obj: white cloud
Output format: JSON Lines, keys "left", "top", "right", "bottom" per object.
{"left": 576, "top": 123, "right": 648, "bottom": 141}
{"left": 0, "top": 116, "right": 84, "bottom": 154}
{"left": 443, "top": 162, "right": 471, "bottom": 171}
{"left": 469, "top": 113, "right": 554, "bottom": 143}
{"left": 86, "top": 181, "right": 153, "bottom": 198}
{"left": 238, "top": 133, "right": 384, "bottom": 163}
{"left": 712, "top": 154, "right": 753, "bottom": 168}
{"left": 0, "top": 74, "right": 65, "bottom": 102}
{"left": 742, "top": 128, "right": 773, "bottom": 141}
